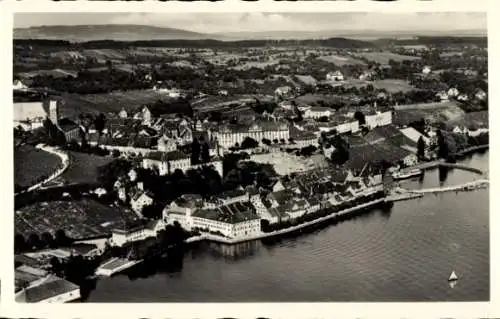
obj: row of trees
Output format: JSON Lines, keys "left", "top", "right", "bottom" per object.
{"left": 15, "top": 229, "right": 73, "bottom": 254}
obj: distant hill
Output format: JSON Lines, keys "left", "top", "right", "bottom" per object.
{"left": 218, "top": 29, "right": 487, "bottom": 41}
{"left": 14, "top": 24, "right": 225, "bottom": 42}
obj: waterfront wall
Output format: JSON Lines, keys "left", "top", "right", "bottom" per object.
{"left": 190, "top": 198, "right": 385, "bottom": 245}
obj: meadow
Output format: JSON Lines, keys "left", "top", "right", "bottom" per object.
{"left": 14, "top": 145, "right": 62, "bottom": 189}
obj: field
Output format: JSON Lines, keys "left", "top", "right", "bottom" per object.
{"left": 393, "top": 102, "right": 466, "bottom": 126}
{"left": 55, "top": 90, "right": 177, "bottom": 118}
{"left": 15, "top": 198, "right": 138, "bottom": 240}
{"left": 295, "top": 93, "right": 342, "bottom": 106}
{"left": 58, "top": 151, "right": 115, "bottom": 185}
{"left": 249, "top": 152, "right": 329, "bottom": 176}
{"left": 342, "top": 79, "right": 415, "bottom": 93}
{"left": 14, "top": 145, "right": 62, "bottom": 189}
{"left": 232, "top": 60, "right": 280, "bottom": 71}
{"left": 446, "top": 111, "right": 489, "bottom": 129}
{"left": 317, "top": 54, "right": 365, "bottom": 66}
{"left": 354, "top": 52, "right": 421, "bottom": 64}
{"left": 18, "top": 69, "right": 78, "bottom": 79}
{"left": 82, "top": 49, "right": 127, "bottom": 61}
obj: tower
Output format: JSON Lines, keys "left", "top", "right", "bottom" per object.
{"left": 49, "top": 100, "right": 59, "bottom": 125}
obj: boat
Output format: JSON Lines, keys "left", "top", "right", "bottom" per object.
{"left": 392, "top": 169, "right": 424, "bottom": 180}
{"left": 448, "top": 271, "right": 458, "bottom": 281}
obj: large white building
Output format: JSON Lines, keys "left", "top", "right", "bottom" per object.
{"left": 110, "top": 219, "right": 164, "bottom": 247}
{"left": 364, "top": 110, "right": 392, "bottom": 129}
{"left": 215, "top": 121, "right": 290, "bottom": 148}
{"left": 142, "top": 151, "right": 223, "bottom": 177}
{"left": 326, "top": 71, "right": 344, "bottom": 81}
{"left": 164, "top": 199, "right": 261, "bottom": 240}
{"left": 303, "top": 106, "right": 334, "bottom": 119}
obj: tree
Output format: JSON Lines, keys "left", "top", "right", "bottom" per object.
{"left": 55, "top": 229, "right": 72, "bottom": 247}
{"left": 200, "top": 142, "right": 210, "bottom": 163}
{"left": 27, "top": 233, "right": 42, "bottom": 250}
{"left": 191, "top": 138, "right": 200, "bottom": 165}
{"left": 15, "top": 234, "right": 27, "bottom": 254}
{"left": 354, "top": 111, "right": 366, "bottom": 126}
{"left": 94, "top": 113, "right": 106, "bottom": 136}
{"left": 41, "top": 232, "right": 54, "bottom": 248}
{"left": 262, "top": 138, "right": 272, "bottom": 146}
{"left": 241, "top": 137, "right": 259, "bottom": 149}
{"left": 417, "top": 136, "right": 426, "bottom": 159}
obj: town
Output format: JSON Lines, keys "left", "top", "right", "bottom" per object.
{"left": 13, "top": 31, "right": 488, "bottom": 303}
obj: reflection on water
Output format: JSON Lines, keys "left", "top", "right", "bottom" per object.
{"left": 208, "top": 241, "right": 260, "bottom": 260}
{"left": 439, "top": 166, "right": 449, "bottom": 184}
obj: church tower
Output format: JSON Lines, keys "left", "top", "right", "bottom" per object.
{"left": 49, "top": 100, "right": 59, "bottom": 125}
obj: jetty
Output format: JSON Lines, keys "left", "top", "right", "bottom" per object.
{"left": 409, "top": 179, "right": 489, "bottom": 195}
{"left": 95, "top": 257, "right": 142, "bottom": 277}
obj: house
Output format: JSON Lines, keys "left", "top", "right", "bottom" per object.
{"left": 111, "top": 219, "right": 164, "bottom": 246}
{"left": 163, "top": 194, "right": 204, "bottom": 228}
{"left": 326, "top": 71, "right": 344, "bottom": 82}
{"left": 130, "top": 190, "right": 154, "bottom": 215}
{"left": 157, "top": 134, "right": 178, "bottom": 152}
{"left": 57, "top": 118, "right": 82, "bottom": 143}
{"left": 303, "top": 106, "right": 333, "bottom": 119}
{"left": 13, "top": 79, "right": 28, "bottom": 91}
{"left": 275, "top": 86, "right": 293, "bottom": 98}
{"left": 399, "top": 127, "right": 430, "bottom": 144}
{"left": 447, "top": 88, "right": 459, "bottom": 97}
{"left": 364, "top": 110, "right": 392, "bottom": 129}
{"left": 128, "top": 169, "right": 138, "bottom": 182}
{"left": 118, "top": 108, "right": 128, "bottom": 119}
{"left": 218, "top": 89, "right": 229, "bottom": 96}
{"left": 15, "top": 274, "right": 81, "bottom": 303}
{"left": 457, "top": 94, "right": 469, "bottom": 101}
{"left": 436, "top": 91, "right": 449, "bottom": 102}
{"left": 359, "top": 70, "right": 375, "bottom": 81}
{"left": 422, "top": 66, "right": 432, "bottom": 75}
{"left": 134, "top": 106, "right": 152, "bottom": 126}
{"left": 475, "top": 89, "right": 487, "bottom": 100}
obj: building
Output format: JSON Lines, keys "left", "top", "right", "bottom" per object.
{"left": 57, "top": 118, "right": 81, "bottom": 142}
{"left": 142, "top": 151, "right": 223, "bottom": 177}
{"left": 275, "top": 86, "right": 293, "bottom": 98}
{"left": 422, "top": 66, "right": 432, "bottom": 75}
{"left": 13, "top": 98, "right": 60, "bottom": 131}
{"left": 15, "top": 274, "right": 81, "bottom": 303}
{"left": 110, "top": 219, "right": 164, "bottom": 246}
{"left": 436, "top": 91, "right": 449, "bottom": 102}
{"left": 364, "top": 110, "right": 392, "bottom": 129}
{"left": 303, "top": 106, "right": 334, "bottom": 119}
{"left": 130, "top": 190, "right": 154, "bottom": 215}
{"left": 157, "top": 134, "right": 178, "bottom": 152}
{"left": 475, "top": 89, "right": 487, "bottom": 100}
{"left": 119, "top": 108, "right": 128, "bottom": 119}
{"left": 13, "top": 79, "right": 29, "bottom": 91}
{"left": 326, "top": 71, "right": 344, "bottom": 81}
{"left": 215, "top": 121, "right": 290, "bottom": 148}
{"left": 448, "top": 87, "right": 459, "bottom": 98}
{"left": 399, "top": 127, "right": 430, "bottom": 145}
{"left": 164, "top": 198, "right": 261, "bottom": 240}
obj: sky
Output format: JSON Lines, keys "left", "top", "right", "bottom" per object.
{"left": 14, "top": 12, "right": 487, "bottom": 34}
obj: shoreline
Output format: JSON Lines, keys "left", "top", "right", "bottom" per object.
{"left": 186, "top": 197, "right": 386, "bottom": 245}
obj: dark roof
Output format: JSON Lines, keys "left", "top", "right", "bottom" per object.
{"left": 21, "top": 276, "right": 79, "bottom": 303}
{"left": 192, "top": 201, "right": 259, "bottom": 224}
{"left": 144, "top": 150, "right": 189, "bottom": 161}
{"left": 57, "top": 118, "right": 80, "bottom": 133}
